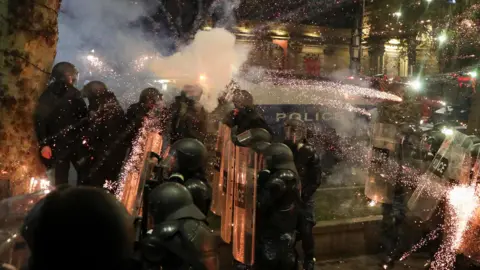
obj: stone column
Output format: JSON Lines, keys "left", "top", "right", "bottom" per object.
{"left": 368, "top": 43, "right": 385, "bottom": 75}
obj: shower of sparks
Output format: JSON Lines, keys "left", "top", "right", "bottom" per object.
{"left": 133, "top": 54, "right": 157, "bottom": 72}
{"left": 28, "top": 177, "right": 51, "bottom": 193}
{"left": 103, "top": 180, "right": 119, "bottom": 193}
{"left": 430, "top": 185, "right": 479, "bottom": 270}
{"left": 399, "top": 227, "right": 442, "bottom": 262}
{"left": 115, "top": 120, "right": 151, "bottom": 201}
{"left": 82, "top": 53, "right": 117, "bottom": 77}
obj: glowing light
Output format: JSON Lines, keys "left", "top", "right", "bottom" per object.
{"left": 271, "top": 29, "right": 288, "bottom": 36}
{"left": 426, "top": 0, "right": 432, "bottom": 2}
{"left": 368, "top": 200, "right": 377, "bottom": 207}
{"left": 469, "top": 71, "right": 477, "bottom": 78}
{"left": 441, "top": 127, "right": 454, "bottom": 136}
{"left": 438, "top": 33, "right": 447, "bottom": 44}
{"left": 155, "top": 79, "right": 170, "bottom": 84}
{"left": 388, "top": 39, "right": 401, "bottom": 45}
{"left": 199, "top": 74, "right": 207, "bottom": 81}
{"left": 393, "top": 11, "right": 402, "bottom": 17}
{"left": 29, "top": 177, "right": 51, "bottom": 193}
{"left": 439, "top": 101, "right": 447, "bottom": 106}
{"left": 86, "top": 55, "right": 96, "bottom": 61}
{"left": 407, "top": 79, "right": 422, "bottom": 91}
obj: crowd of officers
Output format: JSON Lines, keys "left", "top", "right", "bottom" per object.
{"left": 18, "top": 61, "right": 480, "bottom": 270}
{"left": 19, "top": 61, "right": 324, "bottom": 270}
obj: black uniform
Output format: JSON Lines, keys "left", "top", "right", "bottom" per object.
{"left": 125, "top": 88, "right": 164, "bottom": 146}
{"left": 168, "top": 89, "right": 208, "bottom": 144}
{"left": 223, "top": 90, "right": 273, "bottom": 135}
{"left": 256, "top": 143, "right": 302, "bottom": 270}
{"left": 34, "top": 62, "right": 88, "bottom": 186}
{"left": 283, "top": 119, "right": 321, "bottom": 270}
{"left": 141, "top": 182, "right": 218, "bottom": 270}
{"left": 81, "top": 81, "right": 127, "bottom": 188}
{"left": 160, "top": 138, "right": 212, "bottom": 216}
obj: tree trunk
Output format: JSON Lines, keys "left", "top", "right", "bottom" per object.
{"left": 0, "top": 0, "right": 61, "bottom": 195}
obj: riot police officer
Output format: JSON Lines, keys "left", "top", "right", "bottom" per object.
{"left": 379, "top": 123, "right": 422, "bottom": 269}
{"left": 224, "top": 89, "right": 272, "bottom": 135}
{"left": 283, "top": 119, "right": 321, "bottom": 270}
{"left": 125, "top": 87, "right": 164, "bottom": 145}
{"left": 34, "top": 62, "right": 88, "bottom": 186}
{"left": 141, "top": 182, "right": 218, "bottom": 270}
{"left": 382, "top": 125, "right": 446, "bottom": 269}
{"left": 159, "top": 138, "right": 212, "bottom": 216}
{"left": 168, "top": 85, "right": 208, "bottom": 144}
{"left": 256, "top": 143, "right": 302, "bottom": 270}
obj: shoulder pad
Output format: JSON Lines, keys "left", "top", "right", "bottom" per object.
{"left": 151, "top": 220, "right": 180, "bottom": 240}
{"left": 300, "top": 144, "right": 316, "bottom": 154}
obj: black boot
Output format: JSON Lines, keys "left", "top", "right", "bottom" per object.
{"left": 303, "top": 258, "right": 315, "bottom": 270}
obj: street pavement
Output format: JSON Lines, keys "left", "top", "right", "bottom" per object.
{"left": 316, "top": 254, "right": 428, "bottom": 269}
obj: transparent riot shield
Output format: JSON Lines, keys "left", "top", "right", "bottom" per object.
{"left": 232, "top": 146, "right": 257, "bottom": 266}
{"left": 210, "top": 124, "right": 228, "bottom": 216}
{"left": 365, "top": 123, "right": 398, "bottom": 204}
{"left": 407, "top": 130, "right": 473, "bottom": 221}
{"left": 220, "top": 137, "right": 235, "bottom": 244}
{"left": 455, "top": 142, "right": 480, "bottom": 262}
{"left": 120, "top": 132, "right": 163, "bottom": 216}
{"left": 0, "top": 190, "right": 52, "bottom": 268}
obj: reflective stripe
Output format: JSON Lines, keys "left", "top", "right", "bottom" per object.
{"left": 169, "top": 173, "right": 184, "bottom": 182}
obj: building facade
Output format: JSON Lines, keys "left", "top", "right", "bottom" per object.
{"left": 229, "top": 15, "right": 440, "bottom": 78}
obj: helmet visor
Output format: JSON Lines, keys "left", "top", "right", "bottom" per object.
{"left": 284, "top": 126, "right": 305, "bottom": 144}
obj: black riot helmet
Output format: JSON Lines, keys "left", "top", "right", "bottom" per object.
{"left": 421, "top": 130, "right": 446, "bottom": 161}
{"left": 28, "top": 186, "right": 133, "bottom": 270}
{"left": 160, "top": 138, "right": 208, "bottom": 178}
{"left": 139, "top": 87, "right": 163, "bottom": 108}
{"left": 148, "top": 182, "right": 205, "bottom": 224}
{"left": 235, "top": 128, "right": 272, "bottom": 152}
{"left": 50, "top": 62, "right": 79, "bottom": 86}
{"left": 232, "top": 90, "right": 253, "bottom": 109}
{"left": 284, "top": 118, "right": 307, "bottom": 144}
{"left": 82, "top": 81, "right": 107, "bottom": 98}
{"left": 263, "top": 143, "right": 298, "bottom": 175}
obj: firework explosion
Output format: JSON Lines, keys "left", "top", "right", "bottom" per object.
{"left": 430, "top": 185, "right": 478, "bottom": 269}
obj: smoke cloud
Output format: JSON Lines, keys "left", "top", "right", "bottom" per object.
{"left": 56, "top": 0, "right": 248, "bottom": 112}
{"left": 56, "top": 0, "right": 156, "bottom": 67}
{"left": 149, "top": 28, "right": 250, "bottom": 112}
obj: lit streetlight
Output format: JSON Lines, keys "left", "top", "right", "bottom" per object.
{"left": 393, "top": 11, "right": 402, "bottom": 17}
